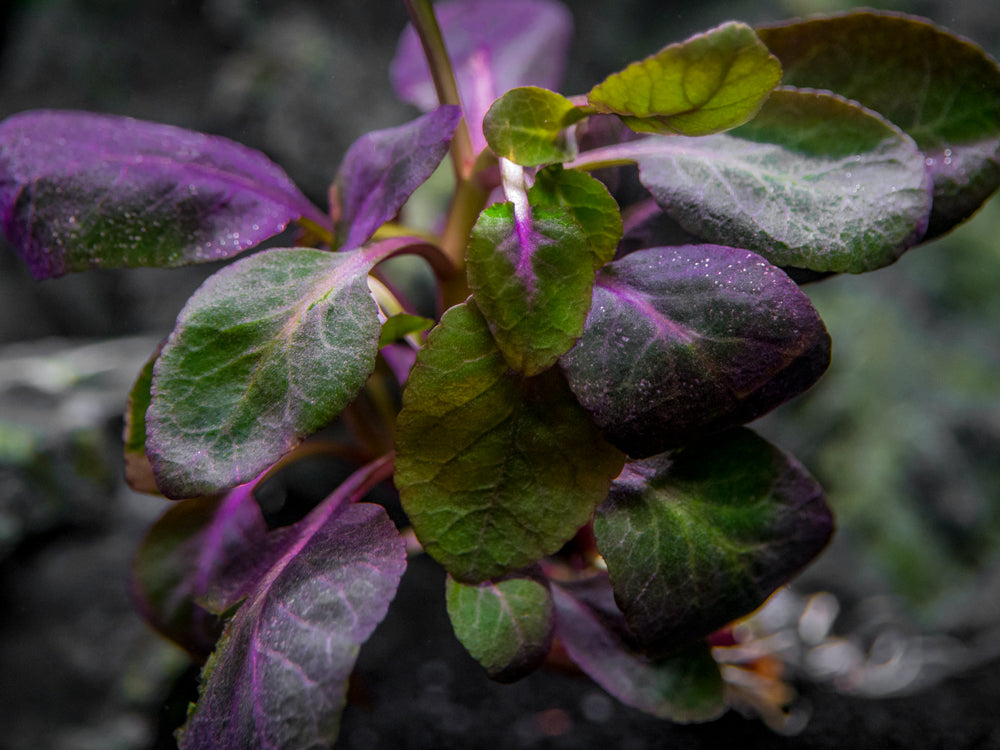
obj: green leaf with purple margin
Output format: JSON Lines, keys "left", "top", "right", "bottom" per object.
{"left": 146, "top": 243, "right": 407, "bottom": 498}
{"left": 594, "top": 428, "right": 833, "bottom": 657}
{"left": 332, "top": 106, "right": 462, "bottom": 249}
{"left": 445, "top": 567, "right": 554, "bottom": 682}
{"left": 588, "top": 22, "right": 781, "bottom": 136}
{"left": 467, "top": 203, "right": 594, "bottom": 375}
{"left": 395, "top": 300, "right": 624, "bottom": 582}
{"left": 552, "top": 575, "right": 726, "bottom": 722}
{"left": 0, "top": 110, "right": 326, "bottom": 279}
{"left": 632, "top": 89, "right": 931, "bottom": 273}
{"left": 483, "top": 87, "right": 585, "bottom": 166}
{"left": 758, "top": 11, "right": 1000, "bottom": 237}
{"left": 178, "top": 464, "right": 405, "bottom": 749}
{"left": 529, "top": 166, "right": 622, "bottom": 267}
{"left": 559, "top": 244, "right": 830, "bottom": 458}
{"left": 391, "top": 0, "right": 572, "bottom": 152}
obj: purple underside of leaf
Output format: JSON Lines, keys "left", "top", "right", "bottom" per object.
{"left": 0, "top": 110, "right": 325, "bottom": 278}
{"left": 551, "top": 575, "right": 726, "bottom": 722}
{"left": 190, "top": 475, "right": 296, "bottom": 614}
{"left": 335, "top": 106, "right": 462, "bottom": 249}
{"left": 390, "top": 0, "right": 572, "bottom": 152}
{"left": 179, "top": 457, "right": 404, "bottom": 749}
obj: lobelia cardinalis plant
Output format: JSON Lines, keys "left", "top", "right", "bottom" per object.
{"left": 2, "top": 0, "right": 999, "bottom": 746}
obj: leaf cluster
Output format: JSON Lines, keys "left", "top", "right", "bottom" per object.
{"left": 2, "top": 1, "right": 998, "bottom": 746}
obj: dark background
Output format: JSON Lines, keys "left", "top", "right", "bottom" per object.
{"left": 2, "top": 1, "right": 1000, "bottom": 748}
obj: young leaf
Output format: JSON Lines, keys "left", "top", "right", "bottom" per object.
{"left": 552, "top": 576, "right": 726, "bottom": 722}
{"left": 394, "top": 300, "right": 625, "bottom": 582}
{"left": 445, "top": 568, "right": 554, "bottom": 683}
{"left": 378, "top": 313, "right": 435, "bottom": 348}
{"left": 529, "top": 166, "right": 623, "bottom": 267}
{"left": 391, "top": 0, "right": 573, "bottom": 152}
{"left": 467, "top": 202, "right": 595, "bottom": 375}
{"left": 559, "top": 244, "right": 830, "bottom": 458}
{"left": 332, "top": 105, "right": 462, "bottom": 249}
{"left": 483, "top": 87, "right": 585, "bottom": 166}
{"left": 588, "top": 22, "right": 781, "bottom": 136}
{"left": 594, "top": 428, "right": 833, "bottom": 657}
{"left": 0, "top": 110, "right": 326, "bottom": 279}
{"left": 632, "top": 89, "right": 932, "bottom": 273}
{"left": 758, "top": 11, "right": 1000, "bottom": 237}
{"left": 178, "top": 496, "right": 406, "bottom": 749}
{"left": 146, "top": 245, "right": 391, "bottom": 498}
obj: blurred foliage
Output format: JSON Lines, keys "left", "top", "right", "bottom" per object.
{"left": 759, "top": 193, "right": 1000, "bottom": 623}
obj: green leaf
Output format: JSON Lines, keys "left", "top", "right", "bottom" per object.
{"left": 552, "top": 576, "right": 726, "bottom": 722}
{"left": 123, "top": 346, "right": 160, "bottom": 495}
{"left": 528, "top": 166, "right": 623, "bottom": 267}
{"left": 378, "top": 313, "right": 434, "bottom": 348}
{"left": 467, "top": 203, "right": 595, "bottom": 375}
{"left": 758, "top": 11, "right": 1000, "bottom": 237}
{"left": 445, "top": 569, "right": 554, "bottom": 682}
{"left": 594, "top": 429, "right": 833, "bottom": 656}
{"left": 483, "top": 86, "right": 586, "bottom": 166}
{"left": 394, "top": 300, "right": 625, "bottom": 582}
{"left": 634, "top": 89, "right": 931, "bottom": 272}
{"left": 147, "top": 246, "right": 386, "bottom": 498}
{"left": 588, "top": 22, "right": 781, "bottom": 136}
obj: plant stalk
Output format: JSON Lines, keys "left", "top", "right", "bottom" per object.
{"left": 402, "top": 0, "right": 476, "bottom": 179}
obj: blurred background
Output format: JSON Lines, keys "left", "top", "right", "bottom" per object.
{"left": 1, "top": 0, "right": 999, "bottom": 748}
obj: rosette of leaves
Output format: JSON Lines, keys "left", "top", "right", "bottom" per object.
{"left": 2, "top": 1, "right": 999, "bottom": 746}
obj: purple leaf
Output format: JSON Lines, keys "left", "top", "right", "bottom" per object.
{"left": 552, "top": 575, "right": 726, "bottom": 722}
{"left": 178, "top": 458, "right": 405, "bottom": 749}
{"left": 131, "top": 493, "right": 234, "bottom": 659}
{"left": 130, "top": 471, "right": 291, "bottom": 658}
{"left": 333, "top": 106, "right": 462, "bottom": 249}
{"left": 391, "top": 0, "right": 572, "bottom": 153}
{"left": 0, "top": 110, "right": 326, "bottom": 278}
{"left": 560, "top": 245, "right": 830, "bottom": 458}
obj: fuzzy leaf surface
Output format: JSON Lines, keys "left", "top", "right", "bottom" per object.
{"left": 0, "top": 110, "right": 324, "bottom": 279}
{"left": 446, "top": 569, "right": 554, "bottom": 682}
{"left": 588, "top": 22, "right": 781, "bottom": 136}
{"left": 758, "top": 11, "right": 1000, "bottom": 237}
{"left": 178, "top": 498, "right": 406, "bottom": 750}
{"left": 552, "top": 576, "right": 725, "bottom": 722}
{"left": 632, "top": 89, "right": 931, "bottom": 273}
{"left": 395, "top": 300, "right": 624, "bottom": 582}
{"left": 333, "top": 106, "right": 462, "bottom": 249}
{"left": 467, "top": 203, "right": 595, "bottom": 375}
{"left": 391, "top": 0, "right": 572, "bottom": 152}
{"left": 560, "top": 244, "right": 830, "bottom": 458}
{"left": 147, "top": 246, "right": 387, "bottom": 498}
{"left": 595, "top": 428, "right": 833, "bottom": 656}
{"left": 483, "top": 87, "right": 585, "bottom": 166}
{"left": 529, "top": 166, "right": 622, "bottom": 267}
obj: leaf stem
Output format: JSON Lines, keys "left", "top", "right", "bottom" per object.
{"left": 403, "top": 0, "right": 476, "bottom": 179}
